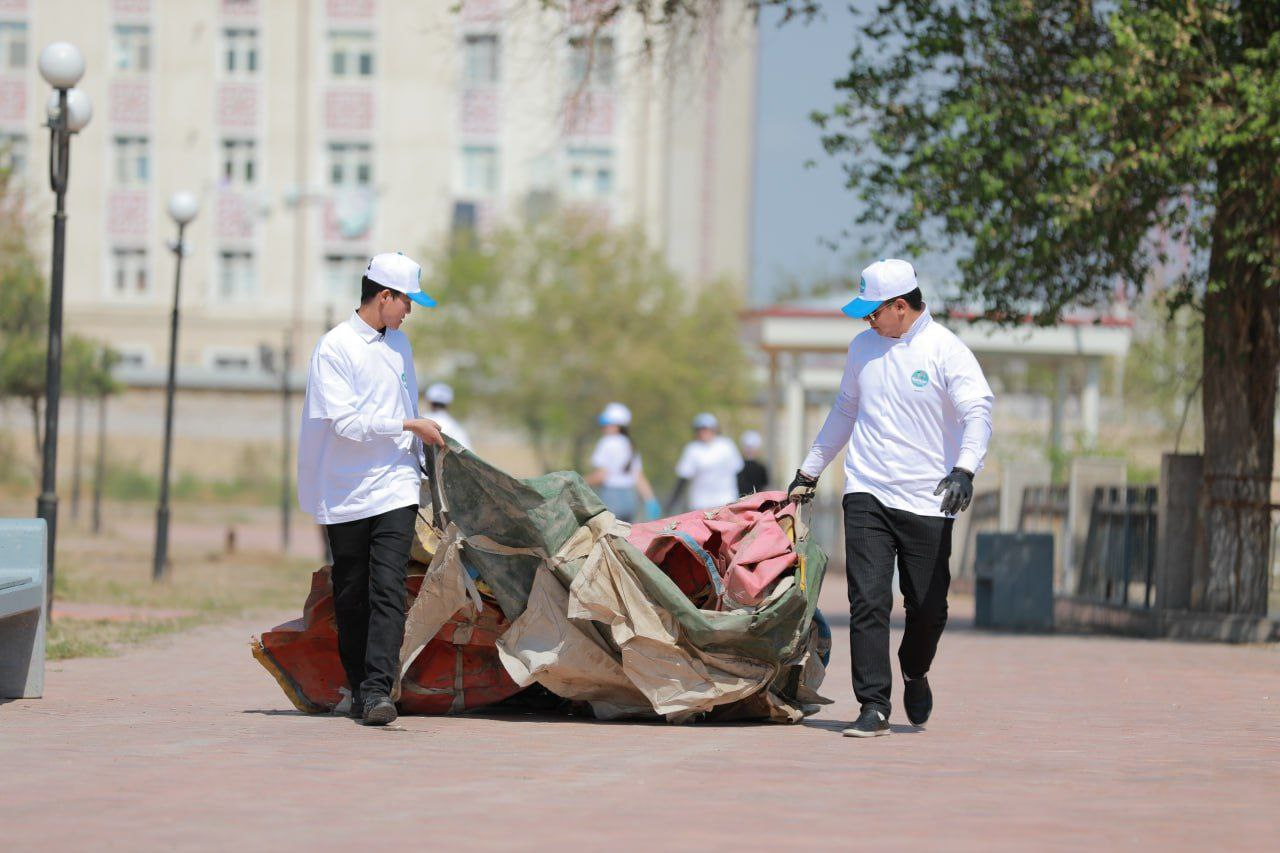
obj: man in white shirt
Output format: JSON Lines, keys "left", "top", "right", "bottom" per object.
{"left": 424, "top": 382, "right": 472, "bottom": 451}
{"left": 667, "top": 413, "right": 744, "bottom": 512}
{"left": 787, "top": 259, "right": 993, "bottom": 738}
{"left": 297, "top": 252, "right": 445, "bottom": 726}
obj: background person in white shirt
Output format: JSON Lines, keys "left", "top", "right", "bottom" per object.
{"left": 667, "top": 413, "right": 744, "bottom": 513}
{"left": 296, "top": 252, "right": 445, "bottom": 726}
{"left": 787, "top": 258, "right": 993, "bottom": 738}
{"left": 586, "top": 402, "right": 662, "bottom": 522}
{"left": 424, "top": 382, "right": 472, "bottom": 451}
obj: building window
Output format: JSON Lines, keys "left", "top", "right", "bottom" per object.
{"left": 569, "top": 36, "right": 614, "bottom": 88}
{"left": 459, "top": 146, "right": 499, "bottom": 197}
{"left": 223, "top": 28, "right": 259, "bottom": 77}
{"left": 462, "top": 34, "right": 500, "bottom": 86}
{"left": 567, "top": 147, "right": 613, "bottom": 198}
{"left": 0, "top": 21, "right": 28, "bottom": 70}
{"left": 220, "top": 139, "right": 256, "bottom": 186}
{"left": 113, "top": 136, "right": 150, "bottom": 186}
{"left": 329, "top": 30, "right": 374, "bottom": 79}
{"left": 110, "top": 248, "right": 149, "bottom": 298}
{"left": 217, "top": 251, "right": 257, "bottom": 302}
{"left": 0, "top": 133, "right": 27, "bottom": 178}
{"left": 324, "top": 253, "right": 368, "bottom": 301}
{"left": 112, "top": 25, "right": 151, "bottom": 73}
{"left": 328, "top": 142, "right": 372, "bottom": 188}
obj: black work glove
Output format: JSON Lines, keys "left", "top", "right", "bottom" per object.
{"left": 787, "top": 470, "right": 818, "bottom": 505}
{"left": 934, "top": 467, "right": 974, "bottom": 515}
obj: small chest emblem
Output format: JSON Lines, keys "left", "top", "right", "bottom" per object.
{"left": 400, "top": 372, "right": 408, "bottom": 388}
{"left": 910, "top": 370, "right": 929, "bottom": 389}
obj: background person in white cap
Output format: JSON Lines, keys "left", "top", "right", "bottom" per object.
{"left": 424, "top": 382, "right": 472, "bottom": 451}
{"left": 787, "top": 258, "right": 993, "bottom": 738}
{"left": 296, "top": 251, "right": 445, "bottom": 726}
{"left": 737, "top": 429, "right": 770, "bottom": 496}
{"left": 667, "top": 413, "right": 744, "bottom": 513}
{"left": 586, "top": 402, "right": 662, "bottom": 522}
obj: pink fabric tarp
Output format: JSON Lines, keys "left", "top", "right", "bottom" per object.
{"left": 627, "top": 491, "right": 800, "bottom": 608}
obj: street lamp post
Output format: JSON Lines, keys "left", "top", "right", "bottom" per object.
{"left": 36, "top": 42, "right": 91, "bottom": 617}
{"left": 152, "top": 191, "right": 199, "bottom": 582}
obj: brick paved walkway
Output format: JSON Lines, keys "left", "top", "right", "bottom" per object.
{"left": 2, "top": 581, "right": 1277, "bottom": 851}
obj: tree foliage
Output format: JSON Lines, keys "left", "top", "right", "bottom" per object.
{"left": 811, "top": 0, "right": 1280, "bottom": 614}
{"left": 416, "top": 212, "right": 753, "bottom": 483}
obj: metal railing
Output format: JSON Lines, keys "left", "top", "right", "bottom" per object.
{"left": 1077, "top": 485, "right": 1159, "bottom": 608}
{"left": 956, "top": 489, "right": 1000, "bottom": 579}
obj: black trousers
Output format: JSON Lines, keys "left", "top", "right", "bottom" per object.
{"left": 843, "top": 492, "right": 953, "bottom": 716}
{"left": 324, "top": 504, "right": 417, "bottom": 700}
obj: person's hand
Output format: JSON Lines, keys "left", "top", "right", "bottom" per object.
{"left": 934, "top": 467, "right": 974, "bottom": 514}
{"left": 787, "top": 470, "right": 818, "bottom": 505}
{"left": 404, "top": 418, "right": 445, "bottom": 448}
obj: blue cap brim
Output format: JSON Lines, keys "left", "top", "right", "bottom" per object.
{"left": 409, "top": 291, "right": 437, "bottom": 308}
{"left": 841, "top": 297, "right": 883, "bottom": 318}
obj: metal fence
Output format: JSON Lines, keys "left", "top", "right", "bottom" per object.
{"left": 955, "top": 490, "right": 1000, "bottom": 579}
{"left": 1076, "top": 485, "right": 1159, "bottom": 608}
{"left": 1018, "top": 484, "right": 1069, "bottom": 587}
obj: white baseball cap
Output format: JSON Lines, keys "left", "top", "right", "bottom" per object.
{"left": 842, "top": 258, "right": 917, "bottom": 318}
{"left": 740, "top": 430, "right": 763, "bottom": 452}
{"left": 692, "top": 412, "right": 719, "bottom": 431}
{"left": 426, "top": 382, "right": 453, "bottom": 405}
{"left": 366, "top": 252, "right": 436, "bottom": 308}
{"left": 598, "top": 402, "right": 632, "bottom": 427}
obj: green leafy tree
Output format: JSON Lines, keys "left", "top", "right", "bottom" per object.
{"left": 0, "top": 174, "right": 119, "bottom": 472}
{"left": 416, "top": 212, "right": 753, "bottom": 485}
{"left": 808, "top": 0, "right": 1280, "bottom": 615}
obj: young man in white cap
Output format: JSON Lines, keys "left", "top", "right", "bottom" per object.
{"left": 424, "top": 382, "right": 471, "bottom": 451}
{"left": 667, "top": 413, "right": 744, "bottom": 512}
{"left": 297, "top": 251, "right": 445, "bottom": 726}
{"left": 787, "top": 258, "right": 993, "bottom": 738}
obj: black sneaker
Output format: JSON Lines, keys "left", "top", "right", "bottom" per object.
{"left": 842, "top": 706, "right": 890, "bottom": 738}
{"left": 904, "top": 675, "right": 932, "bottom": 726}
{"left": 346, "top": 691, "right": 364, "bottom": 720}
{"left": 362, "top": 694, "right": 397, "bottom": 726}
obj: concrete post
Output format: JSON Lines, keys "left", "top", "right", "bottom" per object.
{"left": 1155, "top": 453, "right": 1204, "bottom": 611}
{"left": 999, "top": 460, "right": 1052, "bottom": 532}
{"left": 783, "top": 353, "right": 806, "bottom": 475}
{"left": 1051, "top": 361, "right": 1067, "bottom": 458}
{"left": 1081, "top": 359, "right": 1101, "bottom": 450}
{"left": 765, "top": 350, "right": 780, "bottom": 478}
{"left": 1064, "top": 456, "right": 1127, "bottom": 594}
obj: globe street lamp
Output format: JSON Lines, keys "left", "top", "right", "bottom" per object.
{"left": 152, "top": 191, "right": 199, "bottom": 582}
{"left": 36, "top": 42, "right": 91, "bottom": 617}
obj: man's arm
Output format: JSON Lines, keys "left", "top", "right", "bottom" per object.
{"left": 797, "top": 344, "right": 861, "bottom": 480}
{"left": 309, "top": 350, "right": 443, "bottom": 446}
{"left": 944, "top": 344, "right": 994, "bottom": 474}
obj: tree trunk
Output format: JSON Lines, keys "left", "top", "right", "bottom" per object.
{"left": 1200, "top": 211, "right": 1279, "bottom": 616}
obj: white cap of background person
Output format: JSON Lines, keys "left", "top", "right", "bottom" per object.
{"left": 841, "top": 258, "right": 917, "bottom": 319}
{"left": 366, "top": 251, "right": 436, "bottom": 308}
{"left": 426, "top": 382, "right": 454, "bottom": 406}
{"left": 598, "top": 402, "right": 632, "bottom": 427}
{"left": 692, "top": 412, "right": 719, "bottom": 432}
{"left": 740, "top": 430, "right": 763, "bottom": 453}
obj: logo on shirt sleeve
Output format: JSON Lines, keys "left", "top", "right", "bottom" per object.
{"left": 910, "top": 370, "right": 930, "bottom": 389}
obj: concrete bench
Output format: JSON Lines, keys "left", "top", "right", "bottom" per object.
{"left": 0, "top": 519, "right": 46, "bottom": 699}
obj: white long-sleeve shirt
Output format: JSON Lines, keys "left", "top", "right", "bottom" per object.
{"left": 297, "top": 312, "right": 422, "bottom": 524}
{"left": 799, "top": 309, "right": 993, "bottom": 518}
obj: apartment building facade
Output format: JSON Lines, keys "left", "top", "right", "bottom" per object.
{"left": 1, "top": 0, "right": 757, "bottom": 386}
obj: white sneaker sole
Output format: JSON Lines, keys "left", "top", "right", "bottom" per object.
{"left": 842, "top": 726, "right": 890, "bottom": 738}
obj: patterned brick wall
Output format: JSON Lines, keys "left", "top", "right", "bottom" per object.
{"left": 106, "top": 190, "right": 149, "bottom": 239}
{"left": 324, "top": 89, "right": 374, "bottom": 133}
{"left": 217, "top": 83, "right": 258, "bottom": 128}
{"left": 216, "top": 191, "right": 255, "bottom": 241}
{"left": 460, "top": 89, "right": 500, "bottom": 137}
{"left": 0, "top": 77, "right": 25, "bottom": 126}
{"left": 563, "top": 92, "right": 613, "bottom": 138}
{"left": 109, "top": 80, "right": 150, "bottom": 128}
{"left": 326, "top": 0, "right": 375, "bottom": 19}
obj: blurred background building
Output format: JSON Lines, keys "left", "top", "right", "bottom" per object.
{"left": 2, "top": 0, "right": 756, "bottom": 387}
